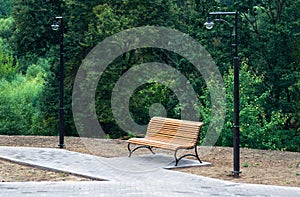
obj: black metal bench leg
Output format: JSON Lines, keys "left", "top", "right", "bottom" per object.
{"left": 174, "top": 149, "right": 180, "bottom": 166}
{"left": 128, "top": 143, "right": 133, "bottom": 157}
{"left": 194, "top": 146, "right": 202, "bottom": 163}
{"left": 148, "top": 146, "right": 155, "bottom": 155}
{"left": 128, "top": 143, "right": 155, "bottom": 157}
{"left": 174, "top": 146, "right": 202, "bottom": 166}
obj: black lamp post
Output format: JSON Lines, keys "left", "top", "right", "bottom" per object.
{"left": 204, "top": 12, "right": 241, "bottom": 176}
{"left": 51, "top": 16, "right": 65, "bottom": 149}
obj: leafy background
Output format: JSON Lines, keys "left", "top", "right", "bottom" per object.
{"left": 0, "top": 0, "right": 299, "bottom": 151}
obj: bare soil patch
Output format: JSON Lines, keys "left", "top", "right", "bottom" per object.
{"left": 0, "top": 135, "right": 299, "bottom": 187}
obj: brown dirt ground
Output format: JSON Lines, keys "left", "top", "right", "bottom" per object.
{"left": 0, "top": 135, "right": 299, "bottom": 187}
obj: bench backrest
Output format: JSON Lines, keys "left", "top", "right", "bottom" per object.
{"left": 146, "top": 117, "right": 204, "bottom": 147}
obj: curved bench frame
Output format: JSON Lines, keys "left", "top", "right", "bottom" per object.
{"left": 128, "top": 143, "right": 202, "bottom": 166}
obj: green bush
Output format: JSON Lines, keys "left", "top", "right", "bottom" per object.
{"left": 0, "top": 40, "right": 16, "bottom": 80}
{"left": 0, "top": 17, "right": 14, "bottom": 38}
{"left": 0, "top": 59, "right": 52, "bottom": 135}
{"left": 216, "top": 63, "right": 300, "bottom": 151}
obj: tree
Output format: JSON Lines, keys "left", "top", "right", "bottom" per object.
{"left": 0, "top": 0, "right": 13, "bottom": 17}
{"left": 63, "top": 0, "right": 180, "bottom": 137}
{"left": 0, "top": 39, "right": 16, "bottom": 80}
{"left": 6, "top": 0, "right": 299, "bottom": 151}
{"left": 0, "top": 63, "right": 46, "bottom": 135}
{"left": 11, "top": 0, "right": 56, "bottom": 62}
{"left": 233, "top": 0, "right": 300, "bottom": 131}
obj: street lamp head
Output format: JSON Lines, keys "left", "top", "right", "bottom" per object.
{"left": 204, "top": 17, "right": 214, "bottom": 30}
{"left": 51, "top": 20, "right": 59, "bottom": 31}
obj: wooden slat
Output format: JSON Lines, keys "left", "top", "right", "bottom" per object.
{"left": 128, "top": 138, "right": 194, "bottom": 150}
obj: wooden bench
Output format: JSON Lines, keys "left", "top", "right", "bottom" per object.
{"left": 127, "top": 117, "right": 204, "bottom": 166}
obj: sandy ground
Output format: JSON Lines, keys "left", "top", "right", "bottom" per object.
{"left": 0, "top": 135, "right": 299, "bottom": 187}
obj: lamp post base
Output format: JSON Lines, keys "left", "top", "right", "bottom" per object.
{"left": 58, "top": 144, "right": 65, "bottom": 149}
{"left": 232, "top": 171, "right": 242, "bottom": 177}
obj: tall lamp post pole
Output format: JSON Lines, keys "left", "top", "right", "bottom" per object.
{"left": 51, "top": 16, "right": 65, "bottom": 149}
{"left": 204, "top": 12, "right": 241, "bottom": 176}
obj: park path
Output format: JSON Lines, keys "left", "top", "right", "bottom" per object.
{"left": 0, "top": 146, "right": 299, "bottom": 197}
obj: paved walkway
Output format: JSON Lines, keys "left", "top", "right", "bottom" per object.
{"left": 0, "top": 146, "right": 299, "bottom": 197}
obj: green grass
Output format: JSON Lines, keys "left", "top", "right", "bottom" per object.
{"left": 242, "top": 162, "right": 249, "bottom": 168}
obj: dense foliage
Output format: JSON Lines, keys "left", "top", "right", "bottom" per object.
{"left": 0, "top": 0, "right": 299, "bottom": 151}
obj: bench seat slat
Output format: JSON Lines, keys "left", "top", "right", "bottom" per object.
{"left": 128, "top": 138, "right": 194, "bottom": 150}
{"left": 145, "top": 135, "right": 197, "bottom": 144}
{"left": 146, "top": 131, "right": 199, "bottom": 138}
{"left": 146, "top": 135, "right": 198, "bottom": 144}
